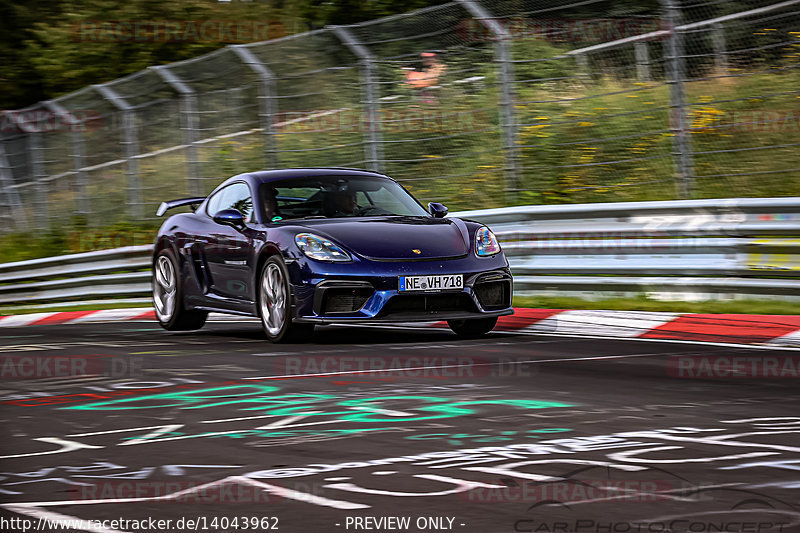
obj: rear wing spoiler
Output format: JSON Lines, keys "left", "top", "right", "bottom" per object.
{"left": 156, "top": 197, "right": 206, "bottom": 217}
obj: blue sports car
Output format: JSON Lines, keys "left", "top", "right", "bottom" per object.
{"left": 152, "top": 168, "right": 513, "bottom": 342}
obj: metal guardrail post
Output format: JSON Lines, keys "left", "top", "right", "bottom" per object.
{"left": 44, "top": 100, "right": 90, "bottom": 217}
{"left": 456, "top": 0, "right": 520, "bottom": 206}
{"left": 634, "top": 42, "right": 651, "bottom": 82}
{"left": 661, "top": 0, "right": 694, "bottom": 200}
{"left": 330, "top": 25, "right": 384, "bottom": 173}
{"left": 151, "top": 66, "right": 202, "bottom": 197}
{"left": 0, "top": 138, "right": 27, "bottom": 229}
{"left": 230, "top": 45, "right": 280, "bottom": 169}
{"left": 93, "top": 83, "right": 143, "bottom": 219}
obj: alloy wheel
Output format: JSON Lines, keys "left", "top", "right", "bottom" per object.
{"left": 153, "top": 255, "right": 176, "bottom": 322}
{"left": 260, "top": 262, "right": 287, "bottom": 336}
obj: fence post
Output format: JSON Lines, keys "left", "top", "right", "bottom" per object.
{"left": 711, "top": 22, "right": 729, "bottom": 76}
{"left": 330, "top": 25, "right": 384, "bottom": 173}
{"left": 151, "top": 66, "right": 202, "bottom": 197}
{"left": 93, "top": 83, "right": 143, "bottom": 218}
{"left": 661, "top": 0, "right": 693, "bottom": 199}
{"left": 44, "top": 100, "right": 90, "bottom": 217}
{"left": 0, "top": 137, "right": 27, "bottom": 229}
{"left": 456, "top": 0, "right": 519, "bottom": 205}
{"left": 27, "top": 131, "right": 50, "bottom": 229}
{"left": 230, "top": 45, "right": 280, "bottom": 169}
{"left": 575, "top": 53, "right": 590, "bottom": 79}
{"left": 635, "top": 41, "right": 651, "bottom": 82}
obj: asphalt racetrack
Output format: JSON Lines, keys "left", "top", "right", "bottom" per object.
{"left": 1, "top": 319, "right": 799, "bottom": 533}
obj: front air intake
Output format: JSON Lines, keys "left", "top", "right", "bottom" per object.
{"left": 320, "top": 288, "right": 373, "bottom": 313}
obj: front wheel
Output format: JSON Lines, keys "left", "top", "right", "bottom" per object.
{"left": 447, "top": 316, "right": 498, "bottom": 338}
{"left": 259, "top": 256, "right": 314, "bottom": 343}
{"left": 152, "top": 249, "right": 208, "bottom": 331}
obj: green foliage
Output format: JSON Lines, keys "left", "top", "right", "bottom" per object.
{"left": 0, "top": 0, "right": 65, "bottom": 109}
{"left": 0, "top": 220, "right": 157, "bottom": 262}
{"left": 1, "top": 0, "right": 453, "bottom": 110}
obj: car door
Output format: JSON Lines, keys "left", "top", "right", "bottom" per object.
{"left": 203, "top": 182, "right": 255, "bottom": 300}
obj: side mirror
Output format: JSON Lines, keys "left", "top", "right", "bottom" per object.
{"left": 213, "top": 208, "right": 245, "bottom": 228}
{"left": 428, "top": 202, "right": 448, "bottom": 218}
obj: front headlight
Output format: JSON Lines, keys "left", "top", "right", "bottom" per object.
{"left": 295, "top": 233, "right": 352, "bottom": 262}
{"left": 475, "top": 227, "right": 501, "bottom": 256}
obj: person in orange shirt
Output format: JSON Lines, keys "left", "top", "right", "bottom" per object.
{"left": 405, "top": 52, "right": 446, "bottom": 103}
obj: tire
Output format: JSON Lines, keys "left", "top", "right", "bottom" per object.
{"left": 258, "top": 255, "right": 315, "bottom": 343}
{"left": 447, "top": 316, "right": 498, "bottom": 338}
{"left": 152, "top": 249, "right": 208, "bottom": 331}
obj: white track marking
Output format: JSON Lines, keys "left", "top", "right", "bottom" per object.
{"left": 0, "top": 438, "right": 102, "bottom": 459}
{"left": 0, "top": 314, "right": 55, "bottom": 327}
{"left": 768, "top": 328, "right": 800, "bottom": 347}
{"left": 511, "top": 330, "right": 800, "bottom": 352}
{"left": 528, "top": 309, "right": 679, "bottom": 338}
{"left": 66, "top": 309, "right": 152, "bottom": 323}
{"left": 240, "top": 351, "right": 695, "bottom": 381}
{"left": 69, "top": 425, "right": 183, "bottom": 438}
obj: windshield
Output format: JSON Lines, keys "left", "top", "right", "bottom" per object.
{"left": 259, "top": 175, "right": 429, "bottom": 222}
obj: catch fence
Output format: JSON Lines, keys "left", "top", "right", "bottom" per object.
{"left": 1, "top": 0, "right": 799, "bottom": 235}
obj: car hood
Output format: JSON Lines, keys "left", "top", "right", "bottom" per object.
{"left": 300, "top": 216, "right": 470, "bottom": 260}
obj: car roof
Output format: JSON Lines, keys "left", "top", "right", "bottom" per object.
{"left": 241, "top": 168, "right": 394, "bottom": 185}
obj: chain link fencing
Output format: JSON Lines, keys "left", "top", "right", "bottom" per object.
{"left": 0, "top": 0, "right": 798, "bottom": 243}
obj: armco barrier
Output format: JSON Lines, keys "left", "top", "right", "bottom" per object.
{"left": 0, "top": 198, "right": 798, "bottom": 308}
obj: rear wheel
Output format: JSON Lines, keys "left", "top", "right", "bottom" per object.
{"left": 153, "top": 249, "right": 208, "bottom": 331}
{"left": 259, "top": 256, "right": 314, "bottom": 343}
{"left": 447, "top": 316, "right": 498, "bottom": 338}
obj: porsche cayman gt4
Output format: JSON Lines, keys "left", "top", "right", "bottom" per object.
{"left": 152, "top": 168, "right": 513, "bottom": 342}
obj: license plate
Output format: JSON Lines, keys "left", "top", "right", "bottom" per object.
{"left": 399, "top": 274, "right": 463, "bottom": 292}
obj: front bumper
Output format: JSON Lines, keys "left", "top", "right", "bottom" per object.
{"left": 289, "top": 258, "right": 513, "bottom": 323}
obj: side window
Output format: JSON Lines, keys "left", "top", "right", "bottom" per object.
{"left": 207, "top": 183, "right": 254, "bottom": 222}
{"left": 206, "top": 188, "right": 224, "bottom": 217}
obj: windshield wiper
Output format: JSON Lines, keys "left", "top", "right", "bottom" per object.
{"left": 271, "top": 215, "right": 328, "bottom": 222}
